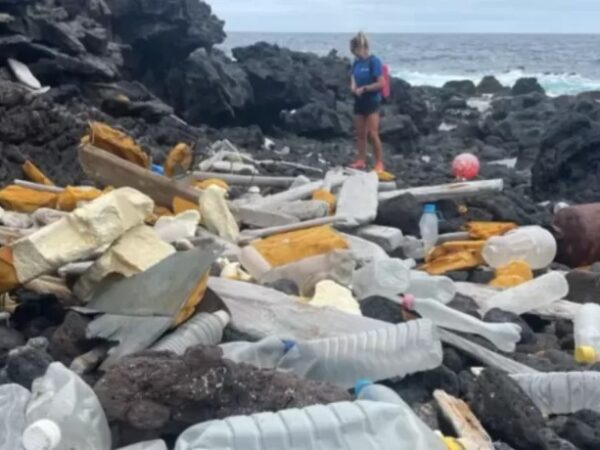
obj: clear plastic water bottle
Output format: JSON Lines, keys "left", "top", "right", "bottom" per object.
{"left": 478, "top": 271, "right": 569, "bottom": 315}
{"left": 175, "top": 401, "right": 444, "bottom": 450}
{"left": 24, "top": 362, "right": 111, "bottom": 450}
{"left": 406, "top": 271, "right": 456, "bottom": 304}
{"left": 405, "top": 296, "right": 522, "bottom": 352}
{"left": 352, "top": 258, "right": 411, "bottom": 301}
{"left": 151, "top": 311, "right": 230, "bottom": 355}
{"left": 482, "top": 225, "right": 556, "bottom": 269}
{"left": 116, "top": 440, "right": 168, "bottom": 450}
{"left": 354, "top": 381, "right": 446, "bottom": 450}
{"left": 574, "top": 303, "right": 600, "bottom": 364}
{"left": 0, "top": 383, "right": 30, "bottom": 449}
{"left": 419, "top": 204, "right": 439, "bottom": 254}
{"left": 511, "top": 372, "right": 600, "bottom": 416}
{"left": 220, "top": 336, "right": 296, "bottom": 369}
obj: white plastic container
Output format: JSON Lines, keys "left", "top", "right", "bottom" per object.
{"left": 419, "top": 203, "right": 439, "bottom": 254}
{"left": 478, "top": 271, "right": 569, "bottom": 315}
{"left": 22, "top": 419, "right": 62, "bottom": 450}
{"left": 406, "top": 271, "right": 456, "bottom": 304}
{"left": 220, "top": 336, "right": 294, "bottom": 369}
{"left": 353, "top": 258, "right": 411, "bottom": 301}
{"left": 0, "top": 383, "right": 31, "bottom": 450}
{"left": 482, "top": 225, "right": 556, "bottom": 269}
{"left": 278, "top": 319, "right": 443, "bottom": 388}
{"left": 574, "top": 303, "right": 600, "bottom": 364}
{"left": 116, "top": 440, "right": 168, "bottom": 450}
{"left": 355, "top": 381, "right": 446, "bottom": 450}
{"left": 511, "top": 372, "right": 600, "bottom": 415}
{"left": 24, "top": 362, "right": 111, "bottom": 450}
{"left": 151, "top": 311, "right": 230, "bottom": 355}
{"left": 407, "top": 296, "right": 522, "bottom": 352}
{"left": 175, "top": 400, "right": 444, "bottom": 450}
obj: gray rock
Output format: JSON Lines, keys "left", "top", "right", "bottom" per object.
{"left": 512, "top": 78, "right": 545, "bottom": 96}
{"left": 477, "top": 75, "right": 505, "bottom": 95}
{"left": 566, "top": 269, "right": 600, "bottom": 304}
{"left": 0, "top": 326, "right": 25, "bottom": 367}
{"left": 6, "top": 338, "right": 53, "bottom": 389}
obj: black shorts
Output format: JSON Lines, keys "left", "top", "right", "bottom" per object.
{"left": 354, "top": 96, "right": 381, "bottom": 116}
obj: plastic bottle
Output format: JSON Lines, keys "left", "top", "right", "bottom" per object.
{"left": 24, "top": 362, "right": 111, "bottom": 450}
{"left": 406, "top": 270, "right": 456, "bottom": 304}
{"left": 354, "top": 381, "right": 446, "bottom": 450}
{"left": 0, "top": 383, "right": 31, "bottom": 450}
{"left": 278, "top": 319, "right": 443, "bottom": 388}
{"left": 511, "top": 372, "right": 600, "bottom": 415}
{"left": 478, "top": 271, "right": 569, "bottom": 315}
{"left": 574, "top": 303, "right": 600, "bottom": 364}
{"left": 420, "top": 203, "right": 439, "bottom": 254}
{"left": 116, "top": 440, "right": 168, "bottom": 450}
{"left": 482, "top": 225, "right": 556, "bottom": 269}
{"left": 22, "top": 419, "right": 62, "bottom": 450}
{"left": 175, "top": 401, "right": 444, "bottom": 450}
{"left": 352, "top": 257, "right": 411, "bottom": 301}
{"left": 151, "top": 311, "right": 230, "bottom": 355}
{"left": 404, "top": 296, "right": 522, "bottom": 352}
{"left": 220, "top": 336, "right": 296, "bottom": 369}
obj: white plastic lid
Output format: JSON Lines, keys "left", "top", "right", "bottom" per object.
{"left": 22, "top": 419, "right": 62, "bottom": 450}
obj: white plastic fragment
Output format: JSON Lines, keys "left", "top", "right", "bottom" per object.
{"left": 336, "top": 171, "right": 379, "bottom": 227}
{"left": 154, "top": 210, "right": 200, "bottom": 244}
{"left": 199, "top": 185, "right": 239, "bottom": 242}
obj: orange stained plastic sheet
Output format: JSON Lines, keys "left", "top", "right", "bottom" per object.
{"left": 422, "top": 240, "right": 486, "bottom": 275}
{"left": 312, "top": 189, "right": 336, "bottom": 214}
{"left": 466, "top": 221, "right": 517, "bottom": 240}
{"left": 0, "top": 185, "right": 57, "bottom": 213}
{"left": 0, "top": 247, "right": 19, "bottom": 293}
{"left": 84, "top": 121, "right": 149, "bottom": 168}
{"left": 173, "top": 272, "right": 210, "bottom": 326}
{"left": 195, "top": 179, "right": 229, "bottom": 191}
{"left": 22, "top": 161, "right": 54, "bottom": 186}
{"left": 55, "top": 186, "right": 103, "bottom": 211}
{"left": 251, "top": 225, "right": 349, "bottom": 268}
{"left": 172, "top": 196, "right": 200, "bottom": 215}
{"left": 164, "top": 143, "right": 193, "bottom": 177}
{"left": 489, "top": 260, "right": 533, "bottom": 288}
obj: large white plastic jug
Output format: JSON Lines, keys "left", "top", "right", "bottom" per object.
{"left": 0, "top": 383, "right": 30, "bottom": 450}
{"left": 482, "top": 225, "right": 556, "bottom": 269}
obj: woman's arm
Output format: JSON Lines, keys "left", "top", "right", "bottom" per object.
{"left": 358, "top": 75, "right": 384, "bottom": 94}
{"left": 351, "top": 75, "right": 358, "bottom": 95}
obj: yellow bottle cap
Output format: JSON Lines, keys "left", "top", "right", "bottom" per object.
{"left": 443, "top": 437, "right": 465, "bottom": 450}
{"left": 575, "top": 346, "right": 598, "bottom": 364}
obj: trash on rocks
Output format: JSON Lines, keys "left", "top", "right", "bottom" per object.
{"left": 165, "top": 143, "right": 193, "bottom": 177}
{"left": 342, "top": 233, "right": 389, "bottom": 265}
{"left": 261, "top": 200, "right": 329, "bottom": 221}
{"left": 73, "top": 225, "right": 176, "bottom": 301}
{"left": 0, "top": 185, "right": 58, "bottom": 213}
{"left": 31, "top": 208, "right": 68, "bottom": 227}
{"left": 24, "top": 362, "right": 111, "bottom": 450}
{"left": 553, "top": 203, "right": 600, "bottom": 267}
{"left": 511, "top": 372, "right": 600, "bottom": 416}
{"left": 0, "top": 187, "right": 153, "bottom": 293}
{"left": 422, "top": 240, "right": 486, "bottom": 275}
{"left": 6, "top": 338, "right": 54, "bottom": 389}
{"left": 353, "top": 258, "right": 410, "bottom": 301}
{"left": 218, "top": 259, "right": 252, "bottom": 281}
{"left": 311, "top": 188, "right": 336, "bottom": 214}
{"left": 174, "top": 401, "right": 435, "bottom": 450}
{"left": 574, "top": 303, "right": 600, "bottom": 363}
{"left": 83, "top": 122, "right": 150, "bottom": 169}
{"left": 489, "top": 260, "right": 533, "bottom": 288}
{"left": 406, "top": 271, "right": 456, "bottom": 304}
{"left": 482, "top": 225, "right": 557, "bottom": 269}
{"left": 465, "top": 221, "right": 517, "bottom": 240}
{"left": 478, "top": 271, "right": 569, "bottom": 315}
{"left": 0, "top": 383, "right": 31, "bottom": 450}
{"left": 22, "top": 160, "right": 55, "bottom": 186}
{"left": 86, "top": 246, "right": 219, "bottom": 367}
{"left": 199, "top": 185, "right": 239, "bottom": 242}
{"left": 220, "top": 336, "right": 293, "bottom": 369}
{"left": 420, "top": 203, "right": 439, "bottom": 254}
{"left": 238, "top": 216, "right": 344, "bottom": 243}
{"left": 154, "top": 210, "right": 200, "bottom": 243}
{"left": 304, "top": 279, "right": 361, "bottom": 315}
{"left": 1, "top": 211, "right": 34, "bottom": 229}
{"left": 232, "top": 204, "right": 298, "bottom": 228}
{"left": 356, "top": 224, "right": 404, "bottom": 253}
{"left": 336, "top": 171, "right": 379, "bottom": 228}
{"left": 151, "top": 310, "right": 230, "bottom": 355}
{"left": 116, "top": 441, "right": 168, "bottom": 450}
{"left": 69, "top": 345, "right": 110, "bottom": 376}
{"left": 378, "top": 178, "right": 504, "bottom": 203}
{"left": 7, "top": 58, "right": 50, "bottom": 94}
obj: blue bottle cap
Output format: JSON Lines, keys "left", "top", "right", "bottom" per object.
{"left": 151, "top": 164, "right": 165, "bottom": 175}
{"left": 423, "top": 203, "right": 436, "bottom": 214}
{"left": 354, "top": 379, "right": 373, "bottom": 395}
{"left": 281, "top": 339, "right": 296, "bottom": 353}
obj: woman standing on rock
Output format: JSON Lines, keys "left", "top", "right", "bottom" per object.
{"left": 350, "top": 32, "right": 385, "bottom": 172}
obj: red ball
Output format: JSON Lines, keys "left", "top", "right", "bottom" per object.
{"left": 452, "top": 153, "right": 480, "bottom": 180}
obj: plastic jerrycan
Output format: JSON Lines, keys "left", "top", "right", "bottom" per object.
{"left": 482, "top": 225, "right": 556, "bottom": 269}
{"left": 574, "top": 303, "right": 600, "bottom": 363}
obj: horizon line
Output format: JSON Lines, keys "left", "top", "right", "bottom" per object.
{"left": 225, "top": 30, "right": 600, "bottom": 36}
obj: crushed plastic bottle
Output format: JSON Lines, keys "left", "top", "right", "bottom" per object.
{"left": 220, "top": 336, "right": 296, "bottom": 369}
{"left": 152, "top": 311, "right": 230, "bottom": 355}
{"left": 420, "top": 203, "right": 439, "bottom": 254}
{"left": 175, "top": 400, "right": 443, "bottom": 450}
{"left": 511, "top": 372, "right": 600, "bottom": 415}
{"left": 0, "top": 383, "right": 30, "bottom": 450}
{"left": 478, "top": 271, "right": 569, "bottom": 315}
{"left": 354, "top": 381, "right": 446, "bottom": 450}
{"left": 406, "top": 270, "right": 456, "bottom": 304}
{"left": 482, "top": 225, "right": 556, "bottom": 269}
{"left": 405, "top": 295, "right": 522, "bottom": 352}
{"left": 352, "top": 257, "right": 411, "bottom": 301}
{"left": 574, "top": 303, "right": 600, "bottom": 364}
{"left": 278, "top": 319, "right": 443, "bottom": 388}
{"left": 115, "top": 440, "right": 168, "bottom": 450}
{"left": 24, "top": 362, "right": 111, "bottom": 450}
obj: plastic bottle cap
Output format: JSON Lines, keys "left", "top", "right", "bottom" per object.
{"left": 402, "top": 294, "right": 416, "bottom": 310}
{"left": 213, "top": 310, "right": 231, "bottom": 327}
{"left": 281, "top": 339, "right": 296, "bottom": 353}
{"left": 575, "top": 346, "right": 598, "bottom": 364}
{"left": 443, "top": 437, "right": 465, "bottom": 450}
{"left": 151, "top": 164, "right": 165, "bottom": 175}
{"left": 354, "top": 379, "right": 373, "bottom": 395}
{"left": 423, "top": 203, "right": 436, "bottom": 214}
{"left": 22, "top": 419, "right": 62, "bottom": 450}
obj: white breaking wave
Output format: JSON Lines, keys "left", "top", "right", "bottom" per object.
{"left": 393, "top": 69, "right": 600, "bottom": 96}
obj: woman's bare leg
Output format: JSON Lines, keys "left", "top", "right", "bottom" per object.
{"left": 355, "top": 114, "right": 368, "bottom": 162}
{"left": 367, "top": 113, "right": 383, "bottom": 167}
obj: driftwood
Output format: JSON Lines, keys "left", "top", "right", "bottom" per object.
{"left": 379, "top": 179, "right": 504, "bottom": 202}
{"left": 14, "top": 179, "right": 64, "bottom": 193}
{"left": 434, "top": 390, "right": 494, "bottom": 450}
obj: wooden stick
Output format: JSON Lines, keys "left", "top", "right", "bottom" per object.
{"left": 79, "top": 144, "right": 200, "bottom": 207}
{"left": 256, "top": 159, "right": 324, "bottom": 175}
{"left": 193, "top": 171, "right": 299, "bottom": 188}
{"left": 14, "top": 179, "right": 65, "bottom": 193}
{"left": 434, "top": 390, "right": 494, "bottom": 450}
{"left": 238, "top": 216, "right": 345, "bottom": 243}
{"left": 379, "top": 179, "right": 504, "bottom": 202}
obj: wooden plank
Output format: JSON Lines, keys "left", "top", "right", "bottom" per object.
{"left": 79, "top": 144, "right": 200, "bottom": 207}
{"left": 434, "top": 390, "right": 494, "bottom": 450}
{"left": 379, "top": 179, "right": 504, "bottom": 203}
{"left": 14, "top": 180, "right": 65, "bottom": 193}
{"left": 193, "top": 171, "right": 298, "bottom": 188}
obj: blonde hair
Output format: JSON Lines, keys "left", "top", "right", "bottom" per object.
{"left": 350, "top": 32, "right": 369, "bottom": 53}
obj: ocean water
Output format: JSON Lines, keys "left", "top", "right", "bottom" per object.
{"left": 221, "top": 33, "right": 600, "bottom": 96}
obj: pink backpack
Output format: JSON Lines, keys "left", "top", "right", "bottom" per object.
{"left": 381, "top": 64, "right": 391, "bottom": 100}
